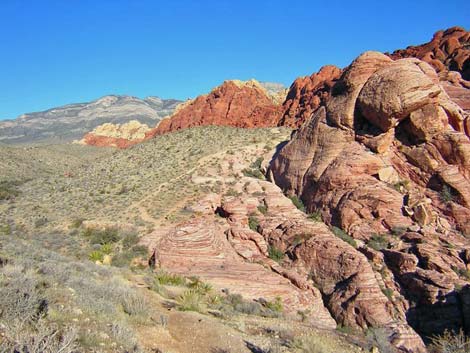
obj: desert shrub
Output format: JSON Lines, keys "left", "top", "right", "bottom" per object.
{"left": 268, "top": 245, "right": 284, "bottom": 262}
{"left": 440, "top": 184, "right": 456, "bottom": 203}
{"left": 248, "top": 214, "right": 259, "bottom": 231}
{"left": 289, "top": 195, "right": 305, "bottom": 212}
{"left": 154, "top": 270, "right": 186, "bottom": 286}
{"left": 257, "top": 204, "right": 268, "bottom": 215}
{"left": 366, "top": 327, "right": 395, "bottom": 353}
{"left": 69, "top": 218, "right": 84, "bottom": 229}
{"left": 381, "top": 287, "right": 394, "bottom": 301}
{"left": 82, "top": 227, "right": 120, "bottom": 245}
{"left": 0, "top": 265, "right": 48, "bottom": 323}
{"left": 452, "top": 266, "right": 470, "bottom": 281}
{"left": 34, "top": 216, "right": 48, "bottom": 228}
{"left": 429, "top": 329, "right": 470, "bottom": 353}
{"left": 177, "top": 289, "right": 204, "bottom": 312}
{"left": 188, "top": 277, "right": 212, "bottom": 294}
{"left": 391, "top": 226, "right": 407, "bottom": 236}
{"left": 293, "top": 333, "right": 354, "bottom": 353}
{"left": 111, "top": 245, "right": 147, "bottom": 268}
{"left": 242, "top": 168, "right": 264, "bottom": 179}
{"left": 251, "top": 157, "right": 264, "bottom": 170}
{"left": 0, "top": 320, "right": 78, "bottom": 353}
{"left": 224, "top": 188, "right": 241, "bottom": 197}
{"left": 264, "top": 297, "right": 283, "bottom": 313}
{"left": 120, "top": 290, "right": 149, "bottom": 317}
{"left": 233, "top": 300, "right": 263, "bottom": 316}
{"left": 368, "top": 234, "right": 389, "bottom": 251}
{"left": 100, "top": 243, "right": 113, "bottom": 255}
{"left": 0, "top": 224, "right": 11, "bottom": 235}
{"left": 241, "top": 157, "right": 265, "bottom": 180}
{"left": 122, "top": 232, "right": 139, "bottom": 248}
{"left": 88, "top": 250, "right": 104, "bottom": 262}
{"left": 308, "top": 211, "right": 322, "bottom": 222}
{"left": 331, "top": 226, "right": 357, "bottom": 248}
{"left": 335, "top": 324, "right": 357, "bottom": 335}
{"left": 0, "top": 180, "right": 21, "bottom": 200}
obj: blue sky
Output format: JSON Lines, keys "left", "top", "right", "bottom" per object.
{"left": 0, "top": 0, "right": 468, "bottom": 119}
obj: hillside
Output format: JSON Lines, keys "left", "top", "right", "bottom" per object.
{"left": 0, "top": 126, "right": 377, "bottom": 353}
{"left": 1, "top": 27, "right": 470, "bottom": 353}
{"left": 0, "top": 95, "right": 181, "bottom": 144}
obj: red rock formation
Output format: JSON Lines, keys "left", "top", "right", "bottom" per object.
{"left": 279, "top": 65, "right": 342, "bottom": 127}
{"left": 270, "top": 52, "right": 470, "bottom": 341}
{"left": 147, "top": 80, "right": 285, "bottom": 137}
{"left": 141, "top": 178, "right": 426, "bottom": 352}
{"left": 78, "top": 120, "right": 150, "bottom": 149}
{"left": 387, "top": 26, "right": 470, "bottom": 80}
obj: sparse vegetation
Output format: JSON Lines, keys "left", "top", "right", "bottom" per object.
{"left": 308, "top": 210, "right": 322, "bottom": 222}
{"left": 257, "top": 203, "right": 268, "bottom": 215}
{"left": 429, "top": 329, "right": 470, "bottom": 353}
{"left": 441, "top": 184, "right": 456, "bottom": 203}
{"left": 331, "top": 226, "right": 357, "bottom": 248}
{"left": 368, "top": 234, "right": 389, "bottom": 251}
{"left": 289, "top": 195, "right": 306, "bottom": 212}
{"left": 248, "top": 214, "right": 260, "bottom": 231}
{"left": 268, "top": 245, "right": 284, "bottom": 262}
{"left": 0, "top": 180, "right": 22, "bottom": 200}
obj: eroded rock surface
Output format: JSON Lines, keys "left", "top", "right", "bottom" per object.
{"left": 141, "top": 173, "right": 426, "bottom": 352}
{"left": 270, "top": 51, "right": 470, "bottom": 343}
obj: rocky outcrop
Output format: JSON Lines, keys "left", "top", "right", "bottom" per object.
{"left": 148, "top": 80, "right": 286, "bottom": 136}
{"left": 78, "top": 120, "right": 151, "bottom": 148}
{"left": 141, "top": 177, "right": 426, "bottom": 352}
{"left": 387, "top": 26, "right": 470, "bottom": 80}
{"left": 271, "top": 52, "right": 470, "bottom": 341}
{"left": 279, "top": 66, "right": 343, "bottom": 127}
{"left": 0, "top": 95, "right": 181, "bottom": 144}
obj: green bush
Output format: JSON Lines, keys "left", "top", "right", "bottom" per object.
{"left": 368, "top": 234, "right": 389, "bottom": 251}
{"left": 188, "top": 277, "right": 212, "bottom": 294}
{"left": 248, "top": 214, "right": 259, "bottom": 231}
{"left": 331, "top": 226, "right": 357, "bottom": 248}
{"left": 111, "top": 245, "right": 147, "bottom": 268}
{"left": 308, "top": 211, "right": 322, "bottom": 222}
{"left": 242, "top": 168, "right": 264, "bottom": 179}
{"left": 122, "top": 232, "right": 139, "bottom": 248}
{"left": 268, "top": 245, "right": 284, "bottom": 262}
{"left": 154, "top": 270, "right": 186, "bottom": 286}
{"left": 88, "top": 250, "right": 104, "bottom": 262}
{"left": 441, "top": 184, "right": 456, "bottom": 203}
{"left": 100, "top": 243, "right": 113, "bottom": 255}
{"left": 83, "top": 227, "right": 120, "bottom": 245}
{"left": 264, "top": 297, "right": 283, "bottom": 313}
{"left": 257, "top": 204, "right": 268, "bottom": 215}
{"left": 177, "top": 289, "right": 204, "bottom": 312}
{"left": 0, "top": 180, "right": 21, "bottom": 200}
{"left": 289, "top": 195, "right": 306, "bottom": 212}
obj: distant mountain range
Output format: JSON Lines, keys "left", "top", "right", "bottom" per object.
{"left": 0, "top": 95, "right": 182, "bottom": 144}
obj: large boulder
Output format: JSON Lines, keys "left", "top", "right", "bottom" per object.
{"left": 271, "top": 51, "right": 470, "bottom": 341}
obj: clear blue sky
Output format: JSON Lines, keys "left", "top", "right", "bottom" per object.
{"left": 0, "top": 0, "right": 468, "bottom": 119}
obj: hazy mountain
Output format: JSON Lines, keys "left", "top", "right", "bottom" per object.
{"left": 0, "top": 95, "right": 182, "bottom": 144}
